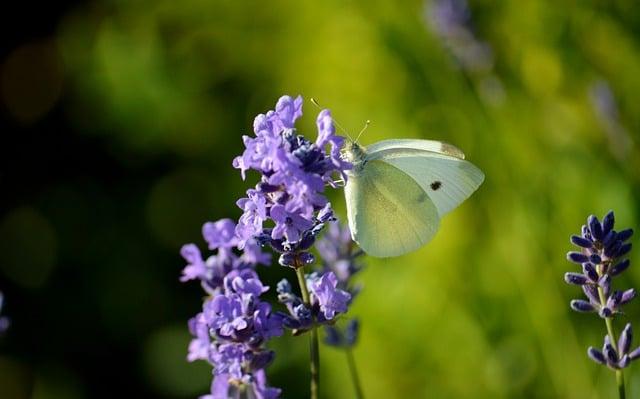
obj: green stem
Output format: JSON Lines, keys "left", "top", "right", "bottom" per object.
{"left": 295, "top": 266, "right": 319, "bottom": 399}
{"left": 346, "top": 348, "right": 364, "bottom": 399}
{"left": 597, "top": 286, "right": 626, "bottom": 399}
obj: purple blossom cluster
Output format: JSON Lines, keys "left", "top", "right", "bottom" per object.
{"left": 188, "top": 269, "right": 283, "bottom": 398}
{"left": 276, "top": 271, "right": 351, "bottom": 333}
{"left": 181, "top": 95, "right": 355, "bottom": 398}
{"left": 564, "top": 211, "right": 638, "bottom": 370}
{"left": 316, "top": 223, "right": 364, "bottom": 347}
{"left": 232, "top": 95, "right": 349, "bottom": 256}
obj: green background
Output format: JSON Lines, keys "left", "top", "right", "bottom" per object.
{"left": 0, "top": 0, "right": 639, "bottom": 398}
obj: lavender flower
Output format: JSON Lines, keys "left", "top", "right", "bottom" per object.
{"left": 588, "top": 324, "right": 640, "bottom": 370}
{"left": 276, "top": 271, "right": 351, "bottom": 332}
{"left": 564, "top": 210, "right": 637, "bottom": 395}
{"left": 182, "top": 95, "right": 354, "bottom": 398}
{"left": 0, "top": 292, "right": 8, "bottom": 334}
{"left": 565, "top": 211, "right": 634, "bottom": 318}
{"left": 187, "top": 269, "right": 282, "bottom": 397}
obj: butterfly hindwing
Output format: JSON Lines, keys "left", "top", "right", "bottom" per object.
{"left": 345, "top": 159, "right": 440, "bottom": 257}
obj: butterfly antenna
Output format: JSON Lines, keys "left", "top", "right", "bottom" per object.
{"left": 354, "top": 120, "right": 370, "bottom": 144}
{"left": 310, "top": 98, "right": 352, "bottom": 140}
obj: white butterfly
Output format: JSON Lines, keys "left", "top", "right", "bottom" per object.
{"left": 342, "top": 138, "right": 484, "bottom": 258}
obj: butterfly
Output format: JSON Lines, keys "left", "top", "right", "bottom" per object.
{"left": 342, "top": 138, "right": 484, "bottom": 258}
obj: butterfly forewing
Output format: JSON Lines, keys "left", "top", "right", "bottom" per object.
{"left": 369, "top": 148, "right": 484, "bottom": 216}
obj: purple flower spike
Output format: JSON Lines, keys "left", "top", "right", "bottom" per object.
{"left": 565, "top": 211, "right": 639, "bottom": 374}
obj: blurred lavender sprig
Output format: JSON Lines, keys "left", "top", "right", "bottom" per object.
{"left": 181, "top": 95, "right": 355, "bottom": 399}
{"left": 565, "top": 211, "right": 635, "bottom": 397}
{"left": 424, "top": 0, "right": 505, "bottom": 105}
{"left": 316, "top": 222, "right": 364, "bottom": 349}
{"left": 0, "top": 291, "right": 9, "bottom": 334}
{"left": 425, "top": 0, "right": 493, "bottom": 72}
{"left": 589, "top": 81, "right": 633, "bottom": 161}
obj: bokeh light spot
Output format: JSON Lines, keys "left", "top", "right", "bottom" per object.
{"left": 0, "top": 40, "right": 64, "bottom": 124}
{"left": 0, "top": 207, "right": 58, "bottom": 289}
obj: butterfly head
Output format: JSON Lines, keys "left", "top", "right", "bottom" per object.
{"left": 342, "top": 140, "right": 367, "bottom": 172}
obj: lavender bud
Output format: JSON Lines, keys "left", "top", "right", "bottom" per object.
{"left": 610, "top": 259, "right": 631, "bottom": 276}
{"left": 571, "top": 235, "right": 593, "bottom": 248}
{"left": 617, "top": 228, "right": 634, "bottom": 242}
{"left": 604, "top": 241, "right": 622, "bottom": 258}
{"left": 609, "top": 290, "right": 623, "bottom": 306}
{"left": 602, "top": 230, "right": 616, "bottom": 248}
{"left": 564, "top": 273, "right": 588, "bottom": 286}
{"left": 324, "top": 325, "right": 343, "bottom": 346}
{"left": 619, "top": 354, "right": 630, "bottom": 368}
{"left": 619, "top": 324, "right": 633, "bottom": 354}
{"left": 345, "top": 319, "right": 359, "bottom": 347}
{"left": 599, "top": 307, "right": 613, "bottom": 318}
{"left": 276, "top": 279, "right": 292, "bottom": 295}
{"left": 570, "top": 299, "right": 595, "bottom": 313}
{"left": 620, "top": 289, "right": 636, "bottom": 305}
{"left": 602, "top": 211, "right": 615, "bottom": 236}
{"left": 589, "top": 254, "right": 602, "bottom": 265}
{"left": 299, "top": 252, "right": 315, "bottom": 265}
{"left": 582, "top": 263, "right": 599, "bottom": 282}
{"left": 588, "top": 347, "right": 606, "bottom": 365}
{"left": 629, "top": 347, "right": 640, "bottom": 360}
{"left": 582, "top": 225, "right": 590, "bottom": 239}
{"left": 582, "top": 285, "right": 601, "bottom": 304}
{"left": 604, "top": 337, "right": 619, "bottom": 365}
{"left": 599, "top": 275, "right": 611, "bottom": 297}
{"left": 278, "top": 253, "right": 296, "bottom": 268}
{"left": 567, "top": 252, "right": 589, "bottom": 264}
{"left": 589, "top": 215, "right": 604, "bottom": 240}
{"left": 617, "top": 243, "right": 632, "bottom": 258}
{"left": 249, "top": 350, "right": 275, "bottom": 370}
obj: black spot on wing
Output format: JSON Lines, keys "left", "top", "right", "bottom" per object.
{"left": 430, "top": 181, "right": 442, "bottom": 191}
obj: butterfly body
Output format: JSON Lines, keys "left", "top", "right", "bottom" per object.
{"left": 342, "top": 139, "right": 484, "bottom": 258}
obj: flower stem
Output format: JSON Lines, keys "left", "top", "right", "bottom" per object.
{"left": 346, "top": 347, "right": 364, "bottom": 399}
{"left": 295, "top": 266, "right": 319, "bottom": 399}
{"left": 597, "top": 286, "right": 626, "bottom": 399}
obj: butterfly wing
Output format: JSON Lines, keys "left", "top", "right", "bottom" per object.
{"left": 367, "top": 147, "right": 484, "bottom": 216}
{"left": 345, "top": 159, "right": 440, "bottom": 258}
{"left": 365, "top": 139, "right": 467, "bottom": 160}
